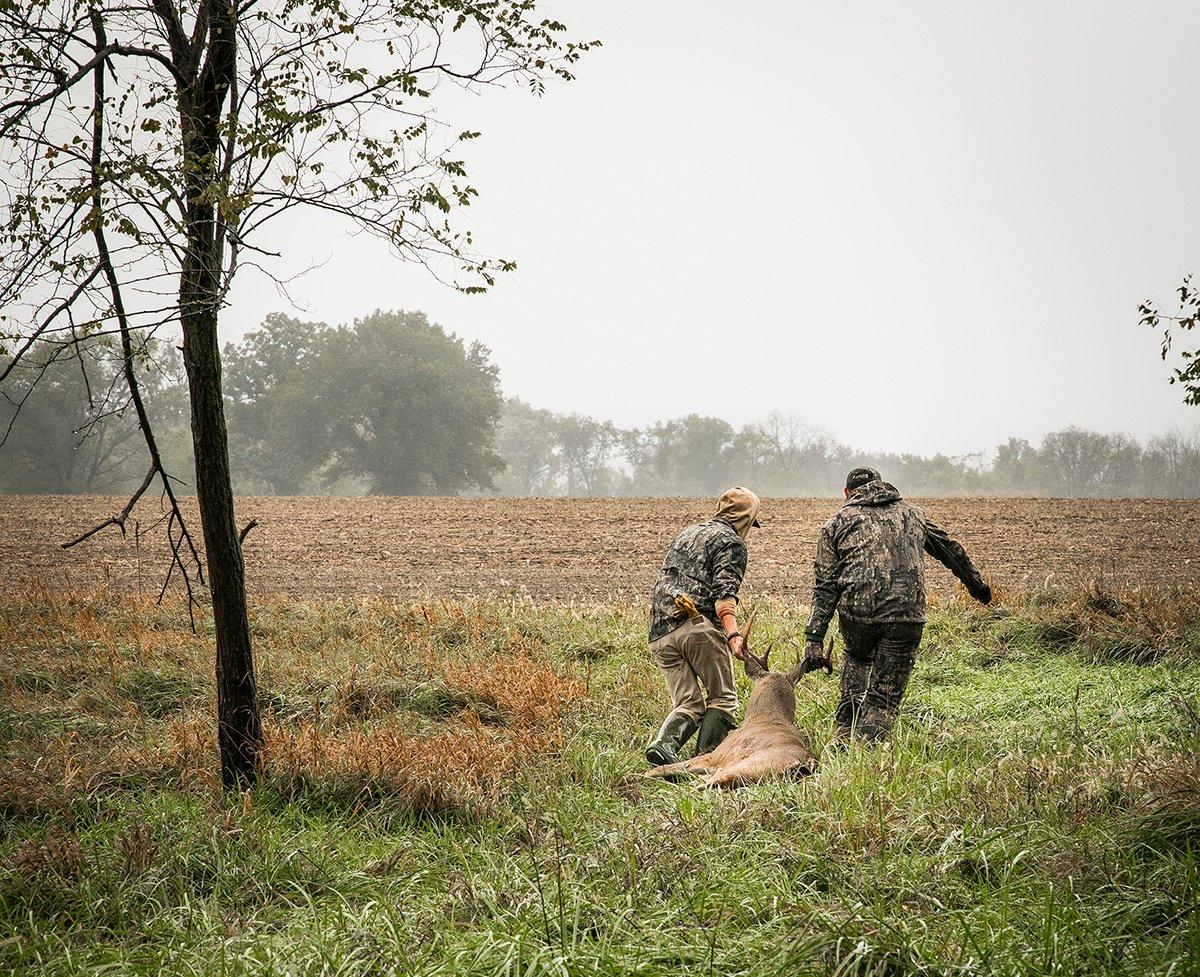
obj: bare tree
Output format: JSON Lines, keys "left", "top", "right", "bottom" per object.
{"left": 0, "top": 0, "right": 594, "bottom": 787}
{"left": 743, "top": 411, "right": 833, "bottom": 493}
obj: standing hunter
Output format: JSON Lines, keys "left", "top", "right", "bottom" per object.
{"left": 801, "top": 467, "right": 993, "bottom": 742}
{"left": 644, "top": 487, "right": 762, "bottom": 767}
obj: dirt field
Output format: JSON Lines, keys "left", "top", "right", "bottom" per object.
{"left": 2, "top": 495, "right": 1196, "bottom": 603}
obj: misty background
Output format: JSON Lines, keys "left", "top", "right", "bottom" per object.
{"left": 221, "top": 1, "right": 1200, "bottom": 454}
{"left": 5, "top": 312, "right": 1199, "bottom": 498}
{"left": 4, "top": 2, "right": 1199, "bottom": 496}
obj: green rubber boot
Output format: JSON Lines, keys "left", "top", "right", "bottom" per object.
{"left": 695, "top": 708, "right": 738, "bottom": 755}
{"left": 645, "top": 712, "right": 699, "bottom": 767}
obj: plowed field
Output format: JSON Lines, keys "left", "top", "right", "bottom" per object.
{"left": 2, "top": 495, "right": 1196, "bottom": 603}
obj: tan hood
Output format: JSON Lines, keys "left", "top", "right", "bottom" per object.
{"left": 715, "top": 486, "right": 762, "bottom": 538}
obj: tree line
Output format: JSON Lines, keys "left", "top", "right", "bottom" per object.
{"left": 495, "top": 401, "right": 1200, "bottom": 499}
{"left": 4, "top": 309, "right": 1199, "bottom": 499}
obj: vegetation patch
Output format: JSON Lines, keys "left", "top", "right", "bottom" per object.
{"left": 1, "top": 587, "right": 1198, "bottom": 975}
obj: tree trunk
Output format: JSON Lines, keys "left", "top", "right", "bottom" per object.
{"left": 181, "top": 297, "right": 262, "bottom": 788}
{"left": 179, "top": 63, "right": 262, "bottom": 787}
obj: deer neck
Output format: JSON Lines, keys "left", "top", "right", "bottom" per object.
{"left": 742, "top": 676, "right": 796, "bottom": 725}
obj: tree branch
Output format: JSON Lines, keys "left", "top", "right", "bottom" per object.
{"left": 68, "top": 10, "right": 207, "bottom": 614}
{"left": 238, "top": 518, "right": 258, "bottom": 545}
{"left": 62, "top": 464, "right": 155, "bottom": 547}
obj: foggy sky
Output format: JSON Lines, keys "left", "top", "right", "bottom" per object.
{"left": 226, "top": 1, "right": 1200, "bottom": 457}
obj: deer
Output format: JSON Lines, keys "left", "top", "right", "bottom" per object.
{"left": 644, "top": 607, "right": 828, "bottom": 789}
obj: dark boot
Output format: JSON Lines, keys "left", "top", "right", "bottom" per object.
{"left": 695, "top": 708, "right": 738, "bottom": 755}
{"left": 857, "top": 705, "right": 896, "bottom": 743}
{"left": 645, "top": 711, "right": 699, "bottom": 767}
{"left": 834, "top": 657, "right": 873, "bottom": 740}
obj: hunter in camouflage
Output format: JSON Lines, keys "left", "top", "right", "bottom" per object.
{"left": 802, "top": 468, "right": 992, "bottom": 742}
{"left": 644, "top": 487, "right": 762, "bottom": 769}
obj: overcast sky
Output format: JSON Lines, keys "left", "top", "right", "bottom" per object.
{"left": 226, "top": 1, "right": 1200, "bottom": 456}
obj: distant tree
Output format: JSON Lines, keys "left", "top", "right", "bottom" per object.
{"left": 1142, "top": 428, "right": 1200, "bottom": 498}
{"left": 628, "top": 415, "right": 737, "bottom": 496}
{"left": 0, "top": 0, "right": 593, "bottom": 786}
{"left": 1037, "top": 428, "right": 1123, "bottom": 498}
{"left": 2, "top": 340, "right": 189, "bottom": 493}
{"left": 1140, "top": 275, "right": 1199, "bottom": 404}
{"left": 314, "top": 311, "right": 503, "bottom": 495}
{"left": 223, "top": 315, "right": 332, "bottom": 494}
{"left": 740, "top": 411, "right": 834, "bottom": 493}
{"left": 1, "top": 342, "right": 140, "bottom": 492}
{"left": 1098, "top": 433, "right": 1143, "bottom": 496}
{"left": 992, "top": 437, "right": 1039, "bottom": 494}
{"left": 494, "top": 398, "right": 561, "bottom": 495}
{"left": 888, "top": 452, "right": 984, "bottom": 496}
{"left": 555, "top": 413, "right": 622, "bottom": 496}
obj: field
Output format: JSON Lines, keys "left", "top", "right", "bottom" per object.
{"left": 3, "top": 495, "right": 1199, "bottom": 600}
{"left": 2, "top": 497, "right": 1199, "bottom": 975}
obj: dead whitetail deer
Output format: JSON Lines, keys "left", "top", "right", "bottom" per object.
{"left": 645, "top": 608, "right": 829, "bottom": 789}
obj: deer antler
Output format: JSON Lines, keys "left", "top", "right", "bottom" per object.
{"left": 740, "top": 604, "right": 769, "bottom": 673}
{"left": 742, "top": 604, "right": 759, "bottom": 644}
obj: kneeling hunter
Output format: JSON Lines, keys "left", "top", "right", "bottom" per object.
{"left": 644, "top": 487, "right": 761, "bottom": 767}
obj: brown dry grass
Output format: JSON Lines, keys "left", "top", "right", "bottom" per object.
{"left": 0, "top": 589, "right": 584, "bottom": 820}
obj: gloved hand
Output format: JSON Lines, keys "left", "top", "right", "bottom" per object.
{"left": 801, "top": 640, "right": 833, "bottom": 675}
{"left": 975, "top": 582, "right": 992, "bottom": 605}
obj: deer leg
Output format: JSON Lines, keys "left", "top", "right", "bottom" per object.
{"left": 644, "top": 752, "right": 718, "bottom": 780}
{"left": 700, "top": 751, "right": 815, "bottom": 790}
{"left": 643, "top": 760, "right": 694, "bottom": 780}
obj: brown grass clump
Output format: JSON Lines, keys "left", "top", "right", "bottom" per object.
{"left": 1119, "top": 701, "right": 1200, "bottom": 853}
{"left": 0, "top": 590, "right": 585, "bottom": 820}
{"left": 1023, "top": 581, "right": 1200, "bottom": 664}
{"left": 266, "top": 713, "right": 550, "bottom": 815}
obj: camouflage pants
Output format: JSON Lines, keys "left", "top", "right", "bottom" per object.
{"left": 836, "top": 618, "right": 924, "bottom": 740}
{"left": 649, "top": 617, "right": 739, "bottom": 722}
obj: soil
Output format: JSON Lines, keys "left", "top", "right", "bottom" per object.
{"left": 2, "top": 495, "right": 1195, "bottom": 604}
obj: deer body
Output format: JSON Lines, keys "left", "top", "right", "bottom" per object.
{"left": 645, "top": 664, "right": 818, "bottom": 789}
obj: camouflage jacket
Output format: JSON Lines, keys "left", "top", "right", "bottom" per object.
{"left": 649, "top": 517, "right": 748, "bottom": 642}
{"left": 804, "top": 480, "right": 988, "bottom": 641}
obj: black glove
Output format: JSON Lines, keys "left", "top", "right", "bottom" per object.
{"left": 975, "top": 582, "right": 992, "bottom": 605}
{"left": 801, "top": 640, "right": 833, "bottom": 675}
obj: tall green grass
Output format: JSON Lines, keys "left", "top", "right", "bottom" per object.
{"left": 1, "top": 587, "right": 1197, "bottom": 976}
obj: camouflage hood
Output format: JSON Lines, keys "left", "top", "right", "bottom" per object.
{"left": 715, "top": 486, "right": 762, "bottom": 538}
{"left": 845, "top": 479, "right": 902, "bottom": 507}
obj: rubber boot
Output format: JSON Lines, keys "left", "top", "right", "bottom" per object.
{"left": 645, "top": 711, "right": 699, "bottom": 767}
{"left": 834, "top": 658, "right": 872, "bottom": 740}
{"left": 695, "top": 708, "right": 738, "bottom": 755}
{"left": 857, "top": 705, "right": 896, "bottom": 743}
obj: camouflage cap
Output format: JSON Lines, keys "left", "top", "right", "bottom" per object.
{"left": 716, "top": 486, "right": 762, "bottom": 535}
{"left": 845, "top": 467, "right": 882, "bottom": 491}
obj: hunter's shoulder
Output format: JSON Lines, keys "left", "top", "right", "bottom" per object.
{"left": 704, "top": 519, "right": 744, "bottom": 551}
{"left": 670, "top": 519, "right": 737, "bottom": 550}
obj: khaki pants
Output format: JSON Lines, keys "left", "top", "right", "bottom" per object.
{"left": 649, "top": 617, "right": 739, "bottom": 721}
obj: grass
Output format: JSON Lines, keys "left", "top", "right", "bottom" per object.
{"left": 1, "top": 584, "right": 1198, "bottom": 976}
